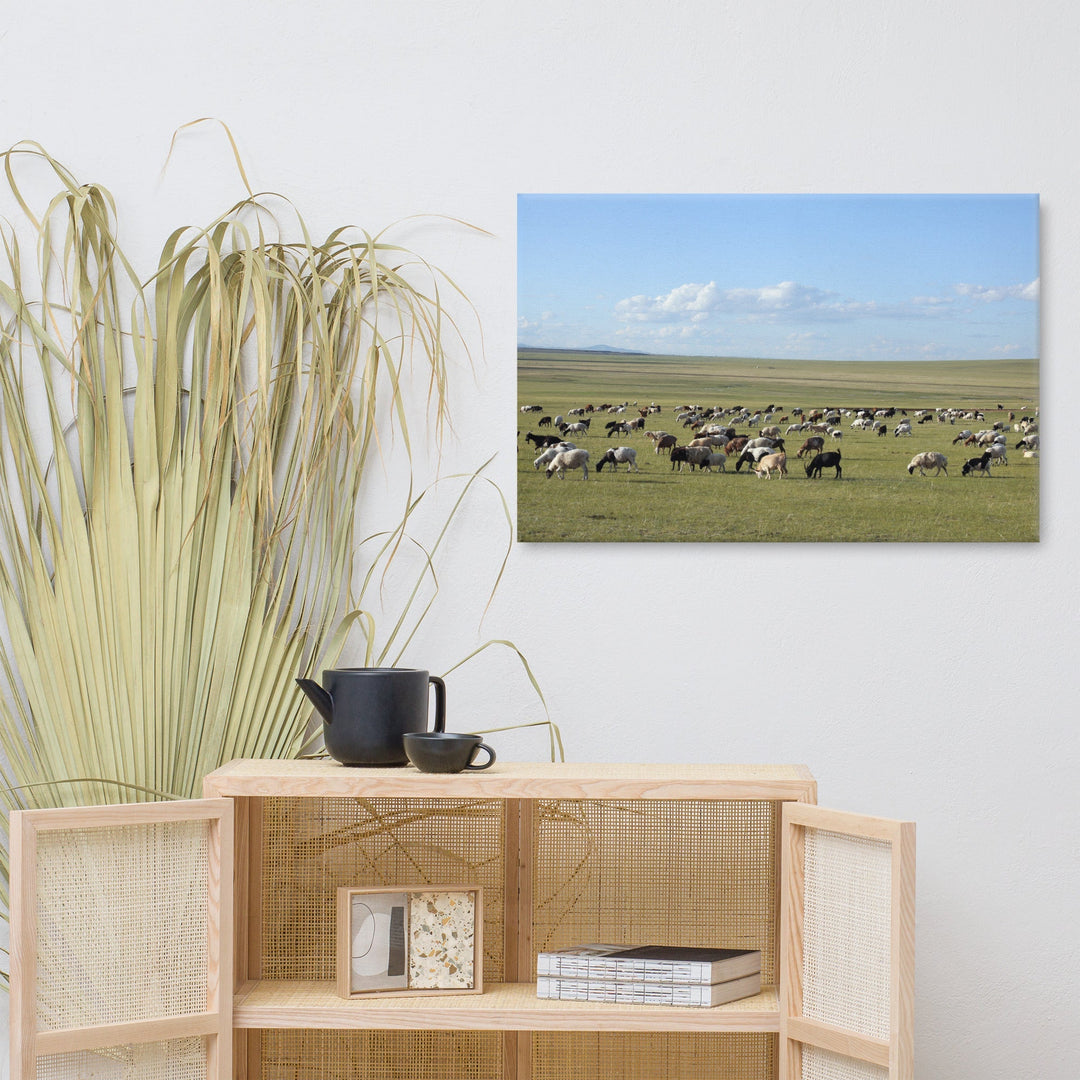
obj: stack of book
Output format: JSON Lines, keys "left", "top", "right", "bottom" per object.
{"left": 535, "top": 943, "right": 761, "bottom": 1008}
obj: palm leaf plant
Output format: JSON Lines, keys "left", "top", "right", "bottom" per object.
{"left": 0, "top": 142, "right": 556, "bottom": 988}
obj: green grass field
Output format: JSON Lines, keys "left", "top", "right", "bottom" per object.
{"left": 517, "top": 350, "right": 1039, "bottom": 543}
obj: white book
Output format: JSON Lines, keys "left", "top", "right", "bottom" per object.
{"left": 536, "top": 971, "right": 762, "bottom": 1008}
{"left": 536, "top": 944, "right": 761, "bottom": 985}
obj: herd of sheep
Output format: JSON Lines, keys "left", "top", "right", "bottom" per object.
{"left": 519, "top": 401, "right": 1040, "bottom": 482}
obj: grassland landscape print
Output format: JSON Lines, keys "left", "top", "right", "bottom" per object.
{"left": 517, "top": 194, "right": 1039, "bottom": 542}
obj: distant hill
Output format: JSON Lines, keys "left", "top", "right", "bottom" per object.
{"left": 518, "top": 344, "right": 648, "bottom": 355}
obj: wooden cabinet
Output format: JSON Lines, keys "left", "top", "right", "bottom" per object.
{"left": 9, "top": 762, "right": 914, "bottom": 1080}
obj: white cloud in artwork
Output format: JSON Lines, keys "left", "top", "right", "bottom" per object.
{"left": 614, "top": 280, "right": 857, "bottom": 323}
{"left": 613, "top": 277, "right": 1041, "bottom": 337}
{"left": 954, "top": 278, "right": 1040, "bottom": 302}
{"left": 613, "top": 280, "right": 922, "bottom": 328}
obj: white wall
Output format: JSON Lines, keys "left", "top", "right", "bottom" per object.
{"left": 2, "top": 1, "right": 1078, "bottom": 1076}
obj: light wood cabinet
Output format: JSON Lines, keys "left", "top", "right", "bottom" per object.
{"left": 10, "top": 761, "right": 914, "bottom": 1080}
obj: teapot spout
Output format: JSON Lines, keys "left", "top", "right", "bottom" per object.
{"left": 296, "top": 678, "right": 335, "bottom": 724}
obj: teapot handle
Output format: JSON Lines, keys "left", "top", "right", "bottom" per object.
{"left": 429, "top": 675, "right": 446, "bottom": 733}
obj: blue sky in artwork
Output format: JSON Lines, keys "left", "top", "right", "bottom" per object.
{"left": 517, "top": 194, "right": 1039, "bottom": 361}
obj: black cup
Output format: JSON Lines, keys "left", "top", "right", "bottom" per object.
{"left": 403, "top": 732, "right": 496, "bottom": 774}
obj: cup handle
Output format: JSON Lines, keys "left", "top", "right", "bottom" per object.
{"left": 429, "top": 675, "right": 446, "bottom": 733}
{"left": 465, "top": 742, "right": 496, "bottom": 771}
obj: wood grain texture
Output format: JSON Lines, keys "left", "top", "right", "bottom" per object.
{"left": 221, "top": 795, "right": 264, "bottom": 992}
{"left": 202, "top": 759, "right": 817, "bottom": 801}
{"left": 233, "top": 979, "right": 781, "bottom": 1032}
{"left": 785, "top": 1016, "right": 890, "bottom": 1068}
{"left": 34, "top": 1012, "right": 219, "bottom": 1055}
{"left": 892, "top": 821, "right": 917, "bottom": 1080}
{"left": 782, "top": 803, "right": 909, "bottom": 842}
{"left": 778, "top": 801, "right": 806, "bottom": 1080}
{"left": 15, "top": 798, "right": 231, "bottom": 830}
{"left": 208, "top": 803, "right": 234, "bottom": 1069}
{"left": 9, "top": 812, "right": 37, "bottom": 1080}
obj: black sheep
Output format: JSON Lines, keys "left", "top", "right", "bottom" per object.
{"left": 525, "top": 432, "right": 564, "bottom": 449}
{"left": 805, "top": 451, "right": 842, "bottom": 479}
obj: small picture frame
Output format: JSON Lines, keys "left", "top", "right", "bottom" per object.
{"left": 336, "top": 885, "right": 483, "bottom": 998}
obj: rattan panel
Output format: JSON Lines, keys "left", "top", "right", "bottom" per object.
{"left": 35, "top": 822, "right": 210, "bottom": 1030}
{"left": 36, "top": 1038, "right": 207, "bottom": 1080}
{"left": 260, "top": 798, "right": 505, "bottom": 982}
{"left": 802, "top": 828, "right": 891, "bottom": 1040}
{"left": 259, "top": 1029, "right": 503, "bottom": 1080}
{"left": 533, "top": 1032, "right": 777, "bottom": 1080}
{"left": 532, "top": 800, "right": 778, "bottom": 983}
{"left": 801, "top": 1046, "right": 888, "bottom": 1080}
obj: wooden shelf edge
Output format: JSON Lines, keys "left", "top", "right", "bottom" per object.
{"left": 233, "top": 981, "right": 780, "bottom": 1033}
{"left": 203, "top": 760, "right": 817, "bottom": 803}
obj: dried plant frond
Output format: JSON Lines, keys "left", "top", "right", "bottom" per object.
{"left": 0, "top": 141, "right": 555, "bottom": 988}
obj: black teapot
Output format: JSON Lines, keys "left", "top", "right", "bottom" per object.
{"left": 296, "top": 668, "right": 446, "bottom": 766}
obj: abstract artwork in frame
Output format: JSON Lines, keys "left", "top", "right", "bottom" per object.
{"left": 517, "top": 194, "right": 1039, "bottom": 542}
{"left": 336, "top": 886, "right": 483, "bottom": 998}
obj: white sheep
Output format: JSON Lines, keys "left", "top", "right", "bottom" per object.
{"left": 595, "top": 447, "right": 639, "bottom": 473}
{"left": 532, "top": 443, "right": 575, "bottom": 469}
{"left": 703, "top": 452, "right": 727, "bottom": 472}
{"left": 545, "top": 448, "right": 590, "bottom": 480}
{"left": 907, "top": 451, "right": 948, "bottom": 477}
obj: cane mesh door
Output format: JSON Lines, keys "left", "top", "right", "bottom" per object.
{"left": 9, "top": 799, "right": 233, "bottom": 1080}
{"left": 780, "top": 804, "right": 914, "bottom": 1080}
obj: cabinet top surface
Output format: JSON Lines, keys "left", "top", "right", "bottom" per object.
{"left": 202, "top": 759, "right": 816, "bottom": 800}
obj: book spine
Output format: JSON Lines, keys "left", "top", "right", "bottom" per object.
{"left": 536, "top": 976, "right": 716, "bottom": 1007}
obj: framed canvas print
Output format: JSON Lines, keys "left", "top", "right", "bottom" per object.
{"left": 336, "top": 886, "right": 483, "bottom": 998}
{"left": 517, "top": 194, "right": 1039, "bottom": 542}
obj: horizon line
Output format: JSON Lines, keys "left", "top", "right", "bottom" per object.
{"left": 517, "top": 345, "right": 1039, "bottom": 364}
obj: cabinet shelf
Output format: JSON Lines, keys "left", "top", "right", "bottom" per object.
{"left": 233, "top": 979, "right": 781, "bottom": 1033}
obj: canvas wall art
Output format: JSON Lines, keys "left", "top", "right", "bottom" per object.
{"left": 517, "top": 194, "right": 1039, "bottom": 542}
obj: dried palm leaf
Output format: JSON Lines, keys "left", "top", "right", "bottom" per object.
{"left": 0, "top": 141, "right": 556, "bottom": 987}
